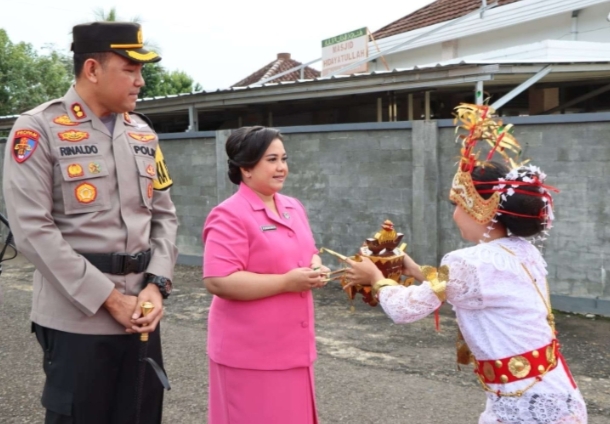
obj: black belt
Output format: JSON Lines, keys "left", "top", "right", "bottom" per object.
{"left": 81, "top": 250, "right": 151, "bottom": 275}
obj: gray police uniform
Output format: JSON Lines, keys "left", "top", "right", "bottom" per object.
{"left": 3, "top": 86, "right": 178, "bottom": 335}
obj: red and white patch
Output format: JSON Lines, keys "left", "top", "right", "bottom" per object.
{"left": 12, "top": 129, "right": 40, "bottom": 163}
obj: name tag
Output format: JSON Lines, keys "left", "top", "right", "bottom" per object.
{"left": 261, "top": 225, "right": 277, "bottom": 232}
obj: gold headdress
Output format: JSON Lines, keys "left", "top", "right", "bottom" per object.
{"left": 450, "top": 103, "right": 558, "bottom": 235}
{"left": 450, "top": 103, "right": 523, "bottom": 224}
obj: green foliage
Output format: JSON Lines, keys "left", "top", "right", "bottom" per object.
{"left": 140, "top": 64, "right": 202, "bottom": 98}
{"left": 0, "top": 29, "right": 72, "bottom": 116}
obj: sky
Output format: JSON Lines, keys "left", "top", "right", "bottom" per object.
{"left": 2, "top": 0, "right": 435, "bottom": 91}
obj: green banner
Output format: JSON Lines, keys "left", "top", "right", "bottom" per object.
{"left": 322, "top": 27, "right": 368, "bottom": 48}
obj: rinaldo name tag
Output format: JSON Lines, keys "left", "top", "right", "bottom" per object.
{"left": 261, "top": 225, "right": 277, "bottom": 232}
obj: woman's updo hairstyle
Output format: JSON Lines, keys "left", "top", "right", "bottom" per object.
{"left": 225, "top": 126, "right": 284, "bottom": 185}
{"left": 471, "top": 161, "right": 547, "bottom": 237}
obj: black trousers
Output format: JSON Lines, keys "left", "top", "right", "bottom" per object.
{"left": 33, "top": 323, "right": 165, "bottom": 424}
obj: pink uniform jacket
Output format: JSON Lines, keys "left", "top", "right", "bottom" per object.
{"left": 203, "top": 183, "right": 319, "bottom": 370}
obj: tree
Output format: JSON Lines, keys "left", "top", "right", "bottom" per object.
{"left": 0, "top": 29, "right": 72, "bottom": 116}
{"left": 93, "top": 8, "right": 202, "bottom": 97}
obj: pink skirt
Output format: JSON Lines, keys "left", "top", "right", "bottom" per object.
{"left": 208, "top": 358, "right": 318, "bottom": 424}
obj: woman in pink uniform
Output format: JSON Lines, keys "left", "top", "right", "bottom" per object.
{"left": 202, "top": 126, "right": 328, "bottom": 424}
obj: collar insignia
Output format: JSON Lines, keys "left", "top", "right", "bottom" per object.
{"left": 71, "top": 103, "right": 87, "bottom": 120}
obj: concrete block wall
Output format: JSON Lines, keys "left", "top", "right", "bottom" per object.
{"left": 1, "top": 115, "right": 609, "bottom": 314}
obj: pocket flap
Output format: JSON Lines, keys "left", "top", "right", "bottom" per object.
{"left": 59, "top": 159, "right": 109, "bottom": 182}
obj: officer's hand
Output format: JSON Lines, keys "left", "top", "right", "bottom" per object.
{"left": 283, "top": 267, "right": 324, "bottom": 292}
{"left": 103, "top": 289, "right": 139, "bottom": 330}
{"left": 128, "top": 284, "right": 164, "bottom": 334}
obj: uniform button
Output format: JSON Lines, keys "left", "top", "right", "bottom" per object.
{"left": 301, "top": 321, "right": 307, "bottom": 328}
{"left": 298, "top": 260, "right": 303, "bottom": 267}
{"left": 300, "top": 292, "right": 306, "bottom": 298}
{"left": 288, "top": 232, "right": 294, "bottom": 238}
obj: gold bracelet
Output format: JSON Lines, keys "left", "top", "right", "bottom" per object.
{"left": 372, "top": 278, "right": 399, "bottom": 299}
{"left": 420, "top": 265, "right": 449, "bottom": 302}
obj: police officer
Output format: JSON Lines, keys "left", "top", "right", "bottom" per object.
{"left": 2, "top": 22, "right": 177, "bottom": 423}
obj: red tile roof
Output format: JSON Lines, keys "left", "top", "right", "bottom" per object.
{"left": 372, "top": 0, "right": 522, "bottom": 40}
{"left": 232, "top": 53, "right": 321, "bottom": 87}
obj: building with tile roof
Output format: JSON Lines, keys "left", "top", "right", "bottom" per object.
{"left": 232, "top": 53, "right": 320, "bottom": 87}
{"left": 372, "top": 0, "right": 521, "bottom": 40}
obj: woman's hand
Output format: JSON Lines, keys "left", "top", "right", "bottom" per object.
{"left": 401, "top": 253, "right": 424, "bottom": 281}
{"left": 343, "top": 256, "right": 384, "bottom": 290}
{"left": 284, "top": 267, "right": 325, "bottom": 292}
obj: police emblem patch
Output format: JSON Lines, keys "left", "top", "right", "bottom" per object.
{"left": 67, "top": 164, "right": 84, "bottom": 178}
{"left": 128, "top": 132, "right": 156, "bottom": 142}
{"left": 71, "top": 103, "right": 87, "bottom": 120}
{"left": 59, "top": 130, "right": 90, "bottom": 142}
{"left": 146, "top": 164, "right": 156, "bottom": 176}
{"left": 75, "top": 182, "right": 97, "bottom": 204}
{"left": 12, "top": 129, "right": 40, "bottom": 163}
{"left": 88, "top": 162, "right": 101, "bottom": 174}
{"left": 53, "top": 115, "right": 79, "bottom": 126}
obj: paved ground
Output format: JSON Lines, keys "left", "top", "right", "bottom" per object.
{"left": 1, "top": 254, "right": 609, "bottom": 423}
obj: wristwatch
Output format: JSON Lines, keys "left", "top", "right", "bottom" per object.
{"left": 145, "top": 274, "right": 172, "bottom": 299}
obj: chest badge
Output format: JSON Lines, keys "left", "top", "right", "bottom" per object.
{"left": 12, "top": 129, "right": 40, "bottom": 163}
{"left": 261, "top": 225, "right": 277, "bottom": 232}
{"left": 128, "top": 132, "right": 156, "bottom": 142}
{"left": 59, "top": 130, "right": 89, "bottom": 142}
{"left": 88, "top": 162, "right": 101, "bottom": 174}
{"left": 71, "top": 103, "right": 87, "bottom": 120}
{"left": 147, "top": 182, "right": 154, "bottom": 199}
{"left": 67, "top": 164, "right": 84, "bottom": 178}
{"left": 283, "top": 212, "right": 290, "bottom": 219}
{"left": 75, "top": 182, "right": 97, "bottom": 204}
{"left": 53, "top": 114, "right": 79, "bottom": 126}
{"left": 146, "top": 164, "right": 156, "bottom": 176}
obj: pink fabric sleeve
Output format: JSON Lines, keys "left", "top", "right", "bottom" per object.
{"left": 202, "top": 207, "right": 249, "bottom": 278}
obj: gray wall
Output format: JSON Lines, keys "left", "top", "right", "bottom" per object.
{"left": 1, "top": 116, "right": 609, "bottom": 315}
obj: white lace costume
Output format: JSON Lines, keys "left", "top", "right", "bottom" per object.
{"left": 379, "top": 237, "right": 587, "bottom": 424}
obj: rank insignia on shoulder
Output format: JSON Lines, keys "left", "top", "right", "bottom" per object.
{"left": 128, "top": 132, "right": 156, "bottom": 142}
{"left": 53, "top": 114, "right": 79, "bottom": 126}
{"left": 153, "top": 146, "right": 173, "bottom": 190}
{"left": 67, "top": 163, "right": 84, "bottom": 178}
{"left": 124, "top": 112, "right": 131, "bottom": 124}
{"left": 59, "top": 130, "right": 89, "bottom": 142}
{"left": 71, "top": 103, "right": 87, "bottom": 120}
{"left": 75, "top": 182, "right": 97, "bottom": 204}
{"left": 12, "top": 129, "right": 40, "bottom": 163}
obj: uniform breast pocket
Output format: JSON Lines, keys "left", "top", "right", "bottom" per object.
{"left": 135, "top": 157, "right": 156, "bottom": 210}
{"left": 58, "top": 158, "right": 111, "bottom": 215}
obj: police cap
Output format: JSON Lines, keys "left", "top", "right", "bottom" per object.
{"left": 71, "top": 21, "right": 161, "bottom": 63}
